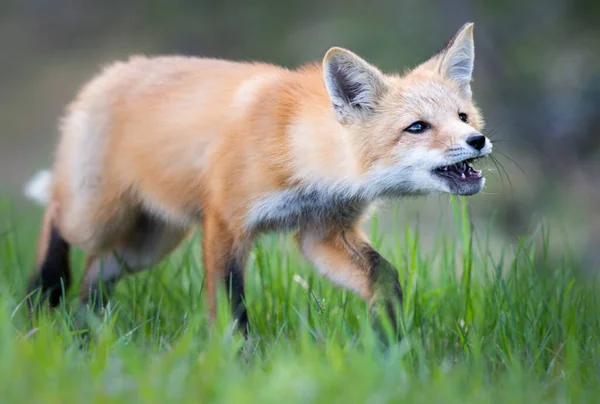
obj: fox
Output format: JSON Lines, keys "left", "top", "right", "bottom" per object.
{"left": 24, "top": 23, "right": 491, "bottom": 333}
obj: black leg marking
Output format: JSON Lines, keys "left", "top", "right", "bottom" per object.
{"left": 340, "top": 231, "right": 403, "bottom": 325}
{"left": 27, "top": 226, "right": 71, "bottom": 309}
{"left": 225, "top": 257, "right": 248, "bottom": 333}
{"left": 365, "top": 248, "right": 403, "bottom": 301}
{"left": 364, "top": 247, "right": 403, "bottom": 332}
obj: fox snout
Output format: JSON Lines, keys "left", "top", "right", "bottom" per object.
{"left": 420, "top": 133, "right": 493, "bottom": 197}
{"left": 466, "top": 134, "right": 486, "bottom": 151}
{"left": 459, "top": 133, "right": 492, "bottom": 156}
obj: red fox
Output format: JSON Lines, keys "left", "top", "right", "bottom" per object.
{"left": 24, "top": 23, "right": 491, "bottom": 332}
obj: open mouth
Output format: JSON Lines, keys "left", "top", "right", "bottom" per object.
{"left": 434, "top": 158, "right": 483, "bottom": 183}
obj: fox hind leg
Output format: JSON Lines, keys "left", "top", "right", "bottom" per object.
{"left": 77, "top": 212, "right": 189, "bottom": 321}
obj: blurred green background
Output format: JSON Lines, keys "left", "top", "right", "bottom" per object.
{"left": 1, "top": 0, "right": 599, "bottom": 266}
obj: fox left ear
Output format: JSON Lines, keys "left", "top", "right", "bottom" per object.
{"left": 438, "top": 23, "right": 475, "bottom": 98}
{"left": 322, "top": 47, "right": 387, "bottom": 123}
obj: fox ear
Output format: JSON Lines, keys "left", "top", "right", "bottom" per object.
{"left": 323, "top": 47, "right": 387, "bottom": 123}
{"left": 438, "top": 23, "right": 475, "bottom": 98}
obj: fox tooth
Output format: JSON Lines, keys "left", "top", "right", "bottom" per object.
{"left": 460, "top": 173, "right": 466, "bottom": 179}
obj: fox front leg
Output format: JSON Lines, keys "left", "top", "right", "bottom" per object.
{"left": 297, "top": 226, "right": 403, "bottom": 335}
{"left": 363, "top": 248, "right": 404, "bottom": 334}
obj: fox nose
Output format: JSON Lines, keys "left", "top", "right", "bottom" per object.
{"left": 466, "top": 135, "right": 486, "bottom": 151}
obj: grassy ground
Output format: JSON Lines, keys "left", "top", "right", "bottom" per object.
{"left": 0, "top": 198, "right": 598, "bottom": 403}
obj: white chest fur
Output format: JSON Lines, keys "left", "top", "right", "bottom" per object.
{"left": 245, "top": 185, "right": 368, "bottom": 232}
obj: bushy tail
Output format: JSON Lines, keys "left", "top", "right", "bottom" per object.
{"left": 24, "top": 169, "right": 53, "bottom": 205}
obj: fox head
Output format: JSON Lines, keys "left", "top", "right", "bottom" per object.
{"left": 323, "top": 23, "right": 492, "bottom": 197}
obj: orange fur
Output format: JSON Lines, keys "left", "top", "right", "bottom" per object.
{"left": 26, "top": 23, "right": 492, "bottom": 331}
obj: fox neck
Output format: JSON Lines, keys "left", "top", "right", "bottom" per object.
{"left": 245, "top": 167, "right": 418, "bottom": 233}
{"left": 286, "top": 84, "right": 417, "bottom": 200}
{"left": 244, "top": 68, "right": 420, "bottom": 232}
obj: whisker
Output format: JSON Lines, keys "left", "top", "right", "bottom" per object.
{"left": 494, "top": 150, "right": 531, "bottom": 183}
{"left": 490, "top": 154, "right": 516, "bottom": 200}
{"left": 487, "top": 155, "right": 506, "bottom": 190}
{"left": 484, "top": 122, "right": 506, "bottom": 138}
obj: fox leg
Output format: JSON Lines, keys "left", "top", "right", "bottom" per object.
{"left": 297, "top": 225, "right": 403, "bottom": 329}
{"left": 203, "top": 213, "right": 250, "bottom": 333}
{"left": 78, "top": 213, "right": 188, "bottom": 312}
{"left": 79, "top": 253, "right": 123, "bottom": 312}
{"left": 26, "top": 202, "right": 72, "bottom": 311}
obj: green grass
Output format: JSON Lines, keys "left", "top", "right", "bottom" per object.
{"left": 0, "top": 197, "right": 599, "bottom": 403}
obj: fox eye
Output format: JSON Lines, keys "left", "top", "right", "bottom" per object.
{"left": 458, "top": 113, "right": 468, "bottom": 123}
{"left": 404, "top": 121, "right": 430, "bottom": 134}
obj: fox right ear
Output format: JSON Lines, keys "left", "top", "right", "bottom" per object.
{"left": 416, "top": 23, "right": 476, "bottom": 98}
{"left": 322, "top": 47, "right": 387, "bottom": 123}
{"left": 438, "top": 23, "right": 475, "bottom": 98}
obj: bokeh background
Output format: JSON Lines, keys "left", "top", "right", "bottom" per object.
{"left": 1, "top": 0, "right": 599, "bottom": 268}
